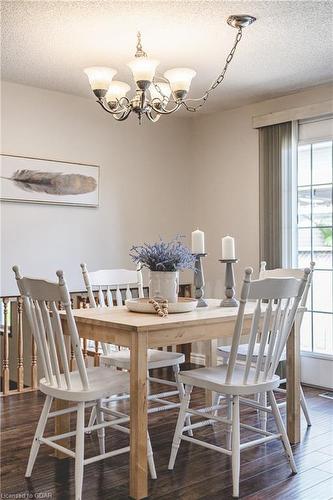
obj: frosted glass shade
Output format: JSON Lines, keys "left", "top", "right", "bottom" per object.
{"left": 127, "top": 58, "right": 159, "bottom": 84}
{"left": 164, "top": 68, "right": 196, "bottom": 93}
{"left": 149, "top": 83, "right": 171, "bottom": 103}
{"left": 84, "top": 66, "right": 117, "bottom": 91}
{"left": 106, "top": 81, "right": 131, "bottom": 102}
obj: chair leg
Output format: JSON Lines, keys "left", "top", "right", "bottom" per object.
{"left": 213, "top": 392, "right": 224, "bottom": 417}
{"left": 25, "top": 395, "right": 53, "bottom": 478}
{"left": 259, "top": 392, "right": 267, "bottom": 415}
{"left": 231, "top": 395, "right": 240, "bottom": 498}
{"left": 173, "top": 364, "right": 193, "bottom": 437}
{"left": 96, "top": 399, "right": 105, "bottom": 455}
{"left": 75, "top": 402, "right": 85, "bottom": 500}
{"left": 268, "top": 391, "right": 297, "bottom": 474}
{"left": 168, "top": 384, "right": 192, "bottom": 470}
{"left": 226, "top": 394, "right": 233, "bottom": 451}
{"left": 300, "top": 385, "right": 312, "bottom": 426}
{"left": 86, "top": 405, "right": 96, "bottom": 434}
{"left": 147, "top": 433, "right": 157, "bottom": 480}
{"left": 259, "top": 392, "right": 267, "bottom": 431}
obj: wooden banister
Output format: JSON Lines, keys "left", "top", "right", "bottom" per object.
{"left": 17, "top": 297, "right": 24, "bottom": 392}
{"left": 2, "top": 298, "right": 10, "bottom": 395}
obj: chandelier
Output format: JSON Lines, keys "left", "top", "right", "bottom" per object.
{"left": 84, "top": 15, "right": 256, "bottom": 124}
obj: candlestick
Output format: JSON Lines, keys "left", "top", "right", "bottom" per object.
{"left": 193, "top": 253, "right": 208, "bottom": 307}
{"left": 192, "top": 229, "right": 205, "bottom": 254}
{"left": 221, "top": 235, "right": 235, "bottom": 260}
{"left": 219, "top": 258, "right": 239, "bottom": 307}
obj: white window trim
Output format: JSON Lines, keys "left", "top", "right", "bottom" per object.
{"left": 286, "top": 117, "right": 333, "bottom": 364}
{"left": 252, "top": 100, "right": 333, "bottom": 128}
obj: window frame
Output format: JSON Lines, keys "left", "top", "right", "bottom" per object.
{"left": 291, "top": 120, "right": 333, "bottom": 359}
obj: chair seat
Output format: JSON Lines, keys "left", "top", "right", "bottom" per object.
{"left": 179, "top": 364, "right": 280, "bottom": 395}
{"left": 217, "top": 343, "right": 286, "bottom": 361}
{"left": 39, "top": 367, "right": 130, "bottom": 402}
{"left": 101, "top": 349, "right": 185, "bottom": 370}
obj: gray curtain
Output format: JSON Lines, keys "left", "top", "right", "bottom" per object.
{"left": 259, "top": 122, "right": 292, "bottom": 268}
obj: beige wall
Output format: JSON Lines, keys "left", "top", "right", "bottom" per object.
{"left": 190, "top": 83, "right": 333, "bottom": 297}
{"left": 0, "top": 81, "right": 193, "bottom": 295}
{"left": 1, "top": 79, "right": 332, "bottom": 327}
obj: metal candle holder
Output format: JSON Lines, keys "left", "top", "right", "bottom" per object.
{"left": 219, "top": 259, "right": 239, "bottom": 307}
{"left": 193, "top": 253, "right": 208, "bottom": 307}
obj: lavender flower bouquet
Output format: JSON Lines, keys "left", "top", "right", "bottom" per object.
{"left": 130, "top": 237, "right": 195, "bottom": 303}
{"left": 129, "top": 236, "right": 195, "bottom": 272}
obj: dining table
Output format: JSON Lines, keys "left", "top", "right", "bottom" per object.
{"left": 59, "top": 298, "right": 302, "bottom": 500}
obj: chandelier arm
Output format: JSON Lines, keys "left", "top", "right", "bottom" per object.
{"left": 150, "top": 100, "right": 182, "bottom": 115}
{"left": 96, "top": 98, "right": 130, "bottom": 115}
{"left": 146, "top": 110, "right": 161, "bottom": 123}
{"left": 182, "top": 27, "right": 243, "bottom": 112}
{"left": 112, "top": 108, "right": 132, "bottom": 121}
{"left": 119, "top": 96, "right": 131, "bottom": 107}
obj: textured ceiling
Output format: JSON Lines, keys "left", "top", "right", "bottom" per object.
{"left": 1, "top": 0, "right": 333, "bottom": 113}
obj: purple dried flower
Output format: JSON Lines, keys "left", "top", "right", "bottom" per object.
{"left": 130, "top": 236, "right": 195, "bottom": 272}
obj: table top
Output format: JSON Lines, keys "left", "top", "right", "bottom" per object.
{"left": 61, "top": 299, "right": 259, "bottom": 332}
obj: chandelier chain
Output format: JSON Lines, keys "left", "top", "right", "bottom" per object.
{"left": 183, "top": 27, "right": 243, "bottom": 112}
{"left": 135, "top": 31, "right": 147, "bottom": 58}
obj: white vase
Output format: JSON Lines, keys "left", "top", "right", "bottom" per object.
{"left": 149, "top": 271, "right": 179, "bottom": 303}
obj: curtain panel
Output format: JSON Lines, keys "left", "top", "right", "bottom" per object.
{"left": 259, "top": 121, "right": 292, "bottom": 268}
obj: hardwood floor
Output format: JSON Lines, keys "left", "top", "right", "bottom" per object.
{"left": 1, "top": 366, "right": 333, "bottom": 499}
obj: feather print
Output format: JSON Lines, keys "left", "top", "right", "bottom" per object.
{"left": 2, "top": 169, "right": 97, "bottom": 195}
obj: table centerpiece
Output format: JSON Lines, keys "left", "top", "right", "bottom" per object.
{"left": 130, "top": 236, "right": 195, "bottom": 303}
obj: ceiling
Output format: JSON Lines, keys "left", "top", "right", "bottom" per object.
{"left": 1, "top": 0, "right": 333, "bottom": 113}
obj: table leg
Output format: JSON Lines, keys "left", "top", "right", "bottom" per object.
{"left": 286, "top": 323, "right": 301, "bottom": 444}
{"left": 205, "top": 339, "right": 218, "bottom": 406}
{"left": 130, "top": 331, "right": 148, "bottom": 499}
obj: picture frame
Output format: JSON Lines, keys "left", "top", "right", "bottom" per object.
{"left": 0, "top": 154, "right": 100, "bottom": 207}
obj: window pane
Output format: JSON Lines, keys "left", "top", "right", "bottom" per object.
{"left": 298, "top": 144, "right": 311, "bottom": 186}
{"left": 312, "top": 270, "right": 333, "bottom": 313}
{"left": 297, "top": 138, "right": 332, "bottom": 357}
{"left": 312, "top": 141, "right": 332, "bottom": 185}
{"left": 298, "top": 228, "right": 311, "bottom": 268}
{"left": 312, "top": 227, "right": 332, "bottom": 269}
{"left": 312, "top": 184, "right": 332, "bottom": 227}
{"left": 312, "top": 313, "right": 333, "bottom": 355}
{"left": 297, "top": 187, "right": 311, "bottom": 227}
{"left": 300, "top": 311, "right": 312, "bottom": 352}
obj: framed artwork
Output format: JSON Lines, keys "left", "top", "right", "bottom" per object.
{"left": 0, "top": 154, "right": 99, "bottom": 207}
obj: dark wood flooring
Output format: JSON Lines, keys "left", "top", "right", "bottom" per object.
{"left": 1, "top": 366, "right": 333, "bottom": 499}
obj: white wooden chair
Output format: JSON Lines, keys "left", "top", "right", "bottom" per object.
{"left": 13, "top": 266, "right": 157, "bottom": 500}
{"left": 217, "top": 261, "right": 315, "bottom": 426}
{"left": 168, "top": 267, "right": 310, "bottom": 498}
{"left": 80, "top": 263, "right": 189, "bottom": 428}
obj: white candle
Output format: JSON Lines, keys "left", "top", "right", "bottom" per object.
{"left": 222, "top": 235, "right": 235, "bottom": 259}
{"left": 192, "top": 229, "right": 205, "bottom": 254}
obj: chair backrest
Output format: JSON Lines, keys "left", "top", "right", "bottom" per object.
{"left": 226, "top": 266, "right": 310, "bottom": 385}
{"left": 80, "top": 263, "right": 144, "bottom": 356}
{"left": 13, "top": 266, "right": 89, "bottom": 391}
{"left": 259, "top": 261, "right": 315, "bottom": 320}
{"left": 80, "top": 263, "right": 144, "bottom": 308}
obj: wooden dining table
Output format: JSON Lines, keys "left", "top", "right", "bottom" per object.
{"left": 60, "top": 298, "right": 301, "bottom": 500}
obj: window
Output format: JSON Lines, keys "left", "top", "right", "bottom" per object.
{"left": 297, "top": 134, "right": 333, "bottom": 356}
